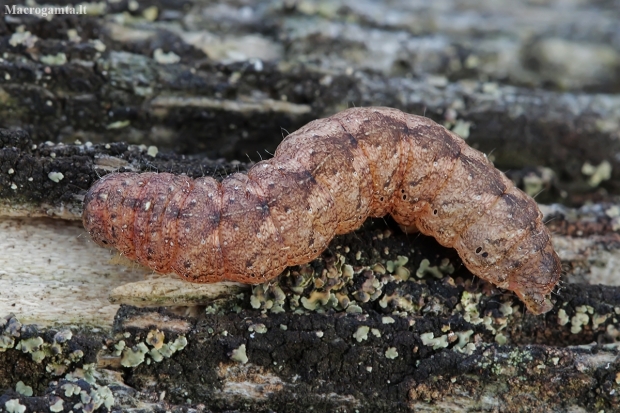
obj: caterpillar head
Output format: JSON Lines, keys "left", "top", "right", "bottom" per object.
{"left": 508, "top": 243, "right": 562, "bottom": 315}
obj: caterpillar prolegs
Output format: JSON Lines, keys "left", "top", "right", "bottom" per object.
{"left": 83, "top": 107, "right": 561, "bottom": 314}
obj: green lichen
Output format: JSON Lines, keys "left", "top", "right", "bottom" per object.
{"left": 89, "top": 384, "right": 115, "bottom": 410}
{"left": 582, "top": 160, "right": 612, "bottom": 187}
{"left": 386, "top": 255, "right": 409, "bottom": 273}
{"left": 113, "top": 340, "right": 126, "bottom": 356}
{"left": 558, "top": 308, "right": 570, "bottom": 326}
{"left": 346, "top": 304, "right": 363, "bottom": 314}
{"left": 168, "top": 336, "right": 188, "bottom": 353}
{"left": 17, "top": 336, "right": 44, "bottom": 353}
{"left": 40, "top": 52, "right": 67, "bottom": 66}
{"left": 378, "top": 291, "right": 418, "bottom": 313}
{"left": 49, "top": 396, "right": 64, "bottom": 412}
{"left": 230, "top": 344, "right": 248, "bottom": 364}
{"left": 420, "top": 332, "right": 449, "bottom": 350}
{"left": 451, "top": 119, "right": 471, "bottom": 139}
{"left": 248, "top": 323, "right": 268, "bottom": 334}
{"left": 453, "top": 330, "right": 475, "bottom": 355}
{"left": 592, "top": 313, "right": 610, "bottom": 329}
{"left": 149, "top": 347, "right": 164, "bottom": 362}
{"left": 416, "top": 259, "right": 444, "bottom": 279}
{"left": 16, "top": 336, "right": 46, "bottom": 362}
{"left": 460, "top": 291, "right": 484, "bottom": 325}
{"left": 571, "top": 306, "right": 592, "bottom": 334}
{"left": 499, "top": 302, "right": 514, "bottom": 317}
{"left": 15, "top": 381, "right": 33, "bottom": 396}
{"left": 144, "top": 335, "right": 187, "bottom": 363}
{"left": 301, "top": 290, "right": 332, "bottom": 310}
{"left": 507, "top": 348, "right": 534, "bottom": 367}
{"left": 31, "top": 350, "right": 46, "bottom": 363}
{"left": 385, "top": 347, "right": 399, "bottom": 359}
{"left": 62, "top": 383, "right": 82, "bottom": 397}
{"left": 438, "top": 258, "right": 455, "bottom": 275}
{"left": 4, "top": 399, "right": 26, "bottom": 413}
{"left": 121, "top": 342, "right": 149, "bottom": 367}
{"left": 154, "top": 347, "right": 171, "bottom": 361}
{"left": 353, "top": 326, "right": 370, "bottom": 343}
{"left": 0, "top": 334, "right": 15, "bottom": 351}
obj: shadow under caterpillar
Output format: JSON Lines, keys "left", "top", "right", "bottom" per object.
{"left": 83, "top": 107, "right": 561, "bottom": 314}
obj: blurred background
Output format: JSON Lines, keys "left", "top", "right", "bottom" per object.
{"left": 1, "top": 0, "right": 619, "bottom": 205}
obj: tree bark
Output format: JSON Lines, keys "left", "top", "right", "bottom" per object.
{"left": 1, "top": 1, "right": 619, "bottom": 412}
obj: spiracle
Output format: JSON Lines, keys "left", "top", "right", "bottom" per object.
{"left": 83, "top": 107, "right": 561, "bottom": 314}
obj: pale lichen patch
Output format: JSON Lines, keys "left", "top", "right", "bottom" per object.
{"left": 248, "top": 323, "right": 268, "bottom": 334}
{"left": 416, "top": 259, "right": 443, "bottom": 279}
{"left": 558, "top": 308, "right": 570, "bottom": 326}
{"left": 231, "top": 344, "right": 249, "bottom": 364}
{"left": 121, "top": 342, "right": 149, "bottom": 367}
{"left": 5, "top": 399, "right": 26, "bottom": 413}
{"left": 48, "top": 171, "right": 64, "bottom": 183}
{"left": 49, "top": 396, "right": 64, "bottom": 412}
{"left": 353, "top": 326, "right": 370, "bottom": 343}
{"left": 385, "top": 347, "right": 398, "bottom": 359}
{"left": 147, "top": 145, "right": 159, "bottom": 157}
{"left": 420, "top": 332, "right": 449, "bottom": 350}
{"left": 581, "top": 160, "right": 612, "bottom": 187}
{"left": 15, "top": 381, "right": 33, "bottom": 396}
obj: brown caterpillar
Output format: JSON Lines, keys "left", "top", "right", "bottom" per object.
{"left": 83, "top": 107, "right": 561, "bottom": 314}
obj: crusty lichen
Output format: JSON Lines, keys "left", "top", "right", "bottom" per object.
{"left": 1, "top": 315, "right": 88, "bottom": 379}
{"left": 15, "top": 381, "right": 33, "bottom": 396}
{"left": 230, "top": 344, "right": 248, "bottom": 364}
{"left": 4, "top": 399, "right": 26, "bottom": 413}
{"left": 246, "top": 225, "right": 465, "bottom": 321}
{"left": 118, "top": 333, "right": 188, "bottom": 367}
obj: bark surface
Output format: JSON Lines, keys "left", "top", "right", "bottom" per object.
{"left": 1, "top": 1, "right": 619, "bottom": 412}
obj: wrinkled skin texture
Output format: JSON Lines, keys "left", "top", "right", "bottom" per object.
{"left": 83, "top": 107, "right": 561, "bottom": 314}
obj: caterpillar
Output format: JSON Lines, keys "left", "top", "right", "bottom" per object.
{"left": 83, "top": 107, "right": 561, "bottom": 314}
